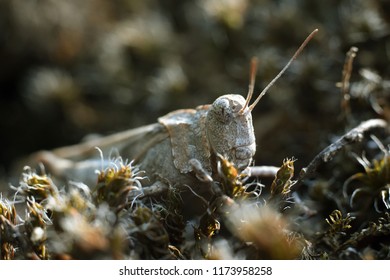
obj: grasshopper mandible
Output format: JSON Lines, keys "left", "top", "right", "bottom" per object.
{"left": 31, "top": 29, "right": 318, "bottom": 214}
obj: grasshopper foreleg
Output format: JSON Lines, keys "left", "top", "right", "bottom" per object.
{"left": 188, "top": 158, "right": 213, "bottom": 183}
{"left": 247, "top": 165, "right": 279, "bottom": 178}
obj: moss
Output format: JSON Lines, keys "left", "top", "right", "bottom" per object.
{"left": 1, "top": 0, "right": 390, "bottom": 260}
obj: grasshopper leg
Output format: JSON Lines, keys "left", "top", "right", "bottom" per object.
{"left": 247, "top": 165, "right": 279, "bottom": 178}
{"left": 188, "top": 158, "right": 213, "bottom": 183}
{"left": 139, "top": 181, "right": 169, "bottom": 198}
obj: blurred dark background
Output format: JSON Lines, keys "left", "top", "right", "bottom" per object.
{"left": 1, "top": 0, "right": 389, "bottom": 181}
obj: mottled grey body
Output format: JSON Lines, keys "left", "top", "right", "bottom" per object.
{"left": 35, "top": 94, "right": 255, "bottom": 189}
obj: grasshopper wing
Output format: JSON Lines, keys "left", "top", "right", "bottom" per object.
{"left": 48, "top": 123, "right": 168, "bottom": 162}
{"left": 27, "top": 123, "right": 168, "bottom": 183}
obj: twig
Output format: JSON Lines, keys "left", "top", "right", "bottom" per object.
{"left": 296, "top": 118, "right": 388, "bottom": 186}
{"left": 339, "top": 46, "right": 359, "bottom": 119}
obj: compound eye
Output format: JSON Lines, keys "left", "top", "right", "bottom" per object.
{"left": 212, "top": 98, "right": 233, "bottom": 124}
{"left": 231, "top": 100, "right": 242, "bottom": 113}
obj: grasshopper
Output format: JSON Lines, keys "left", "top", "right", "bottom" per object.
{"left": 30, "top": 29, "right": 318, "bottom": 214}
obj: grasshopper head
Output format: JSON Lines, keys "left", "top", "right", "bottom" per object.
{"left": 206, "top": 94, "right": 256, "bottom": 171}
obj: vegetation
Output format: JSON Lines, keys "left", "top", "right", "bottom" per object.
{"left": 1, "top": 0, "right": 389, "bottom": 259}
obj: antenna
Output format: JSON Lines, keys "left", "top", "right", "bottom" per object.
{"left": 239, "top": 57, "right": 258, "bottom": 114}
{"left": 248, "top": 28, "right": 319, "bottom": 112}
